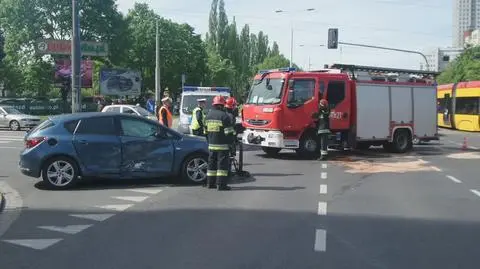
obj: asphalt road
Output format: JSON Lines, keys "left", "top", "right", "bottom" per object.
{"left": 0, "top": 128, "right": 479, "bottom": 269}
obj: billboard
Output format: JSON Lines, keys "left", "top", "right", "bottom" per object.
{"left": 36, "top": 39, "right": 108, "bottom": 57}
{"left": 100, "top": 68, "right": 142, "bottom": 96}
{"left": 54, "top": 59, "right": 93, "bottom": 88}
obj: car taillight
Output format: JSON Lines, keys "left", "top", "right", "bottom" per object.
{"left": 25, "top": 137, "right": 46, "bottom": 148}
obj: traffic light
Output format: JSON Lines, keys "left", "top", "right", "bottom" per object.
{"left": 328, "top": 28, "right": 338, "bottom": 49}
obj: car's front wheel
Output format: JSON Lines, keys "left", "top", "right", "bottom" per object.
{"left": 9, "top": 120, "right": 20, "bottom": 131}
{"left": 41, "top": 156, "right": 80, "bottom": 190}
{"left": 181, "top": 153, "right": 208, "bottom": 184}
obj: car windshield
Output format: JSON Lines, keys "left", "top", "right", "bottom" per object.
{"left": 135, "top": 106, "right": 151, "bottom": 116}
{"left": 2, "top": 107, "right": 22, "bottom": 114}
{"left": 246, "top": 78, "right": 284, "bottom": 104}
{"left": 181, "top": 95, "right": 218, "bottom": 114}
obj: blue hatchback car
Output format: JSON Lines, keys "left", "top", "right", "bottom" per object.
{"left": 19, "top": 112, "right": 209, "bottom": 189}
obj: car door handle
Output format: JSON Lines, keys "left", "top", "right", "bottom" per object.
{"left": 78, "top": 139, "right": 88, "bottom": 145}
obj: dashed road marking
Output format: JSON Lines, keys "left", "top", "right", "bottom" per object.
{"left": 112, "top": 196, "right": 148, "bottom": 202}
{"left": 127, "top": 188, "right": 163, "bottom": 194}
{"left": 317, "top": 202, "right": 327, "bottom": 215}
{"left": 314, "top": 229, "right": 327, "bottom": 252}
{"left": 430, "top": 166, "right": 442, "bottom": 172}
{"left": 470, "top": 189, "right": 480, "bottom": 198}
{"left": 96, "top": 204, "right": 133, "bottom": 212}
{"left": 469, "top": 146, "right": 479, "bottom": 150}
{"left": 322, "top": 163, "right": 327, "bottom": 169}
{"left": 321, "top": 172, "right": 327, "bottom": 179}
{"left": 2, "top": 239, "right": 62, "bottom": 250}
{"left": 446, "top": 175, "right": 462, "bottom": 183}
{"left": 319, "top": 184, "right": 328, "bottom": 194}
{"left": 69, "top": 214, "right": 115, "bottom": 222}
{"left": 38, "top": 225, "right": 92, "bottom": 235}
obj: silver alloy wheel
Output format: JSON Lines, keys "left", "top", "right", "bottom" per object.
{"left": 10, "top": 120, "right": 19, "bottom": 131}
{"left": 186, "top": 157, "right": 208, "bottom": 183}
{"left": 304, "top": 138, "right": 318, "bottom": 152}
{"left": 46, "top": 160, "right": 75, "bottom": 187}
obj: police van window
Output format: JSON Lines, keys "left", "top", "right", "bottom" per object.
{"left": 287, "top": 79, "right": 315, "bottom": 105}
{"left": 327, "top": 81, "right": 346, "bottom": 108}
{"left": 76, "top": 117, "right": 116, "bottom": 135}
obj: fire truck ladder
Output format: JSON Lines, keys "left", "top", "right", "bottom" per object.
{"left": 329, "top": 64, "right": 440, "bottom": 83}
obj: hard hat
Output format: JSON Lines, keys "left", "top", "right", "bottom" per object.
{"left": 319, "top": 99, "right": 328, "bottom": 107}
{"left": 197, "top": 98, "right": 206, "bottom": 102}
{"left": 212, "top": 95, "right": 226, "bottom": 106}
{"left": 225, "top": 97, "right": 237, "bottom": 109}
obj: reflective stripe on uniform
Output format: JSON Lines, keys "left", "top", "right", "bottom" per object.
{"left": 216, "top": 170, "right": 229, "bottom": 177}
{"left": 224, "top": 127, "right": 235, "bottom": 135}
{"left": 207, "top": 170, "right": 217, "bottom": 176}
{"left": 208, "top": 144, "right": 230, "bottom": 151}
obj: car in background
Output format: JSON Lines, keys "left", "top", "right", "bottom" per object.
{"left": 0, "top": 105, "right": 42, "bottom": 131}
{"left": 19, "top": 112, "right": 209, "bottom": 189}
{"left": 101, "top": 104, "right": 157, "bottom": 121}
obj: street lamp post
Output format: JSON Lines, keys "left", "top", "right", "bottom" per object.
{"left": 299, "top": 44, "right": 325, "bottom": 71}
{"left": 275, "top": 8, "right": 315, "bottom": 68}
{"left": 71, "top": 0, "right": 81, "bottom": 113}
{"left": 155, "top": 20, "right": 162, "bottom": 104}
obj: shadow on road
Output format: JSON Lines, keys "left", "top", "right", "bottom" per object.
{"left": 1, "top": 208, "right": 479, "bottom": 269}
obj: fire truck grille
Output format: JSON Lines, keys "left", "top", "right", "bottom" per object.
{"left": 247, "top": 119, "right": 270, "bottom": 126}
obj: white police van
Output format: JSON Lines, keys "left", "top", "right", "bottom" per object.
{"left": 177, "top": 86, "right": 231, "bottom": 134}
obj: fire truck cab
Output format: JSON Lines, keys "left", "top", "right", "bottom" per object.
{"left": 241, "top": 65, "right": 439, "bottom": 157}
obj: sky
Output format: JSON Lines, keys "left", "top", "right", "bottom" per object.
{"left": 116, "top": 0, "right": 452, "bottom": 70}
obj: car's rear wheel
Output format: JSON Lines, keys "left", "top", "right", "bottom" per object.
{"left": 41, "top": 156, "right": 80, "bottom": 190}
{"left": 9, "top": 120, "right": 20, "bottom": 131}
{"left": 181, "top": 153, "right": 208, "bottom": 184}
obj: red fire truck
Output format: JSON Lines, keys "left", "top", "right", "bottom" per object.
{"left": 241, "top": 64, "right": 439, "bottom": 157}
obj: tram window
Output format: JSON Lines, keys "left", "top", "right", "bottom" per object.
{"left": 455, "top": 97, "right": 479, "bottom": 115}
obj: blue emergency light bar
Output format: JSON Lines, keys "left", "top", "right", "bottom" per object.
{"left": 258, "top": 67, "right": 296, "bottom": 74}
{"left": 182, "top": 86, "right": 231, "bottom": 93}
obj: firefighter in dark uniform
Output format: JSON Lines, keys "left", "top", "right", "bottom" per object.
{"left": 190, "top": 98, "right": 207, "bottom": 136}
{"left": 205, "top": 96, "right": 235, "bottom": 191}
{"left": 313, "top": 99, "right": 331, "bottom": 160}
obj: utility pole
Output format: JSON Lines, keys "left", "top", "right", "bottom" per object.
{"left": 71, "top": 0, "right": 81, "bottom": 113}
{"left": 155, "top": 20, "right": 161, "bottom": 103}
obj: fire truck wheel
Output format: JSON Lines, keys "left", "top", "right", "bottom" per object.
{"left": 392, "top": 129, "right": 413, "bottom": 153}
{"left": 261, "top": 147, "right": 281, "bottom": 157}
{"left": 296, "top": 132, "right": 319, "bottom": 158}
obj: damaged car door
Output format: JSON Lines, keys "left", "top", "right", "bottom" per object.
{"left": 118, "top": 116, "right": 174, "bottom": 177}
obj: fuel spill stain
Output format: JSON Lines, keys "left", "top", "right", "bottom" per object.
{"left": 446, "top": 152, "right": 480, "bottom": 159}
{"left": 336, "top": 159, "right": 438, "bottom": 174}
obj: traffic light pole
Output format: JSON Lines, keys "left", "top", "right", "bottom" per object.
{"left": 338, "top": 42, "right": 430, "bottom": 71}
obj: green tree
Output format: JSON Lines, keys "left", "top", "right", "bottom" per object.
{"left": 437, "top": 47, "right": 480, "bottom": 84}
{"left": 255, "top": 54, "right": 291, "bottom": 72}
{"left": 207, "top": 0, "right": 218, "bottom": 49}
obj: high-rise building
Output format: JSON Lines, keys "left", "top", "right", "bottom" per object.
{"left": 453, "top": 0, "right": 480, "bottom": 47}
{"left": 423, "top": 47, "right": 464, "bottom": 72}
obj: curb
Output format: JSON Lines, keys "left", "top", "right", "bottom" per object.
{"left": 0, "top": 191, "right": 5, "bottom": 214}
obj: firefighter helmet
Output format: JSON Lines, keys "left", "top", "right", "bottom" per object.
{"left": 212, "top": 95, "right": 226, "bottom": 106}
{"left": 225, "top": 97, "right": 237, "bottom": 109}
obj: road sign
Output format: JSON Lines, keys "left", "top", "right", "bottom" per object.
{"left": 35, "top": 39, "right": 108, "bottom": 57}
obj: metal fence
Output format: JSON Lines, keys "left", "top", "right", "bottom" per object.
{"left": 0, "top": 101, "right": 98, "bottom": 115}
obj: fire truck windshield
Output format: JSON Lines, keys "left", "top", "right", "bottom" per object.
{"left": 246, "top": 78, "right": 284, "bottom": 105}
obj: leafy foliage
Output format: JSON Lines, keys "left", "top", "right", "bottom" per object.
{"left": 437, "top": 47, "right": 480, "bottom": 84}
{"left": 0, "top": 0, "right": 295, "bottom": 101}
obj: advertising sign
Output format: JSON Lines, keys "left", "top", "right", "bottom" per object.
{"left": 100, "top": 68, "right": 142, "bottom": 96}
{"left": 54, "top": 59, "right": 93, "bottom": 88}
{"left": 36, "top": 39, "right": 108, "bottom": 57}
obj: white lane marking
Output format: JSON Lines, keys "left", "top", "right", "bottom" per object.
{"left": 322, "top": 163, "right": 327, "bottom": 169}
{"left": 446, "top": 175, "right": 462, "bottom": 184}
{"left": 314, "top": 229, "right": 327, "bottom": 252}
{"left": 0, "top": 138, "right": 24, "bottom": 141}
{"left": 96, "top": 204, "right": 133, "bottom": 212}
{"left": 2, "top": 239, "right": 62, "bottom": 250}
{"left": 430, "top": 166, "right": 442, "bottom": 172}
{"left": 38, "top": 225, "right": 92, "bottom": 235}
{"left": 112, "top": 196, "right": 148, "bottom": 202}
{"left": 0, "top": 146, "right": 22, "bottom": 149}
{"left": 69, "top": 214, "right": 115, "bottom": 222}
{"left": 127, "top": 188, "right": 163, "bottom": 194}
{"left": 0, "top": 181, "right": 24, "bottom": 238}
{"left": 470, "top": 189, "right": 480, "bottom": 197}
{"left": 317, "top": 202, "right": 327, "bottom": 215}
{"left": 321, "top": 172, "right": 327, "bottom": 179}
{"left": 319, "top": 184, "right": 328, "bottom": 194}
{"left": 469, "top": 146, "right": 479, "bottom": 150}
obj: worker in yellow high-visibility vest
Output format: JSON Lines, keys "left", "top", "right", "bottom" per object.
{"left": 190, "top": 98, "right": 206, "bottom": 136}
